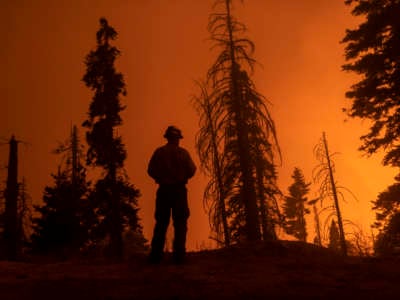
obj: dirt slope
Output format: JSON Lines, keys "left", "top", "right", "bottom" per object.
{"left": 0, "top": 241, "right": 399, "bottom": 299}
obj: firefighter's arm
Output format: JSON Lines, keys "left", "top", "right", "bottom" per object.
{"left": 184, "top": 150, "right": 196, "bottom": 179}
{"left": 147, "top": 149, "right": 161, "bottom": 182}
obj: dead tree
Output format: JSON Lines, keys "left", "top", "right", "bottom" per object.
{"left": 313, "top": 132, "right": 347, "bottom": 256}
{"left": 4, "top": 135, "right": 19, "bottom": 260}
{"left": 193, "top": 82, "right": 230, "bottom": 247}
{"left": 17, "top": 178, "right": 32, "bottom": 253}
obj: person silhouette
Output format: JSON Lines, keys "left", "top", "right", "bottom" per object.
{"left": 147, "top": 126, "right": 196, "bottom": 264}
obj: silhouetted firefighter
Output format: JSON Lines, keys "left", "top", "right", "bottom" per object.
{"left": 147, "top": 126, "right": 196, "bottom": 264}
{"left": 4, "top": 136, "right": 19, "bottom": 260}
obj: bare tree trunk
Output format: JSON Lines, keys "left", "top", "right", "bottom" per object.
{"left": 322, "top": 132, "right": 347, "bottom": 256}
{"left": 4, "top": 136, "right": 19, "bottom": 260}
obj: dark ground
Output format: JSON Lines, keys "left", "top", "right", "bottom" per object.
{"left": 0, "top": 241, "right": 399, "bottom": 300}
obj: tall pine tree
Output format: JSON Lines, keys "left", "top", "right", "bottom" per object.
{"left": 82, "top": 18, "right": 143, "bottom": 258}
{"left": 283, "top": 168, "right": 310, "bottom": 242}
{"left": 195, "top": 0, "right": 280, "bottom": 243}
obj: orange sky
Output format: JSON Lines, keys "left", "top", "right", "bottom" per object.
{"left": 1, "top": 0, "right": 398, "bottom": 250}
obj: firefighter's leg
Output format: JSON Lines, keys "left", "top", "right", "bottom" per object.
{"left": 172, "top": 186, "right": 190, "bottom": 264}
{"left": 149, "top": 188, "right": 171, "bottom": 263}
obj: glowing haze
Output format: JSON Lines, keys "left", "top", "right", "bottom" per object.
{"left": 1, "top": 0, "right": 397, "bottom": 250}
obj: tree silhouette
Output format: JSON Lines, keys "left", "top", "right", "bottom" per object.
{"left": 372, "top": 176, "right": 400, "bottom": 232}
{"left": 193, "top": 81, "right": 230, "bottom": 246}
{"left": 328, "top": 220, "right": 341, "bottom": 253}
{"left": 309, "top": 200, "right": 322, "bottom": 247}
{"left": 17, "top": 178, "right": 32, "bottom": 254}
{"left": 0, "top": 137, "right": 33, "bottom": 259}
{"left": 82, "top": 18, "right": 143, "bottom": 258}
{"left": 32, "top": 170, "right": 84, "bottom": 255}
{"left": 283, "top": 168, "right": 311, "bottom": 242}
{"left": 342, "top": 0, "right": 400, "bottom": 168}
{"left": 374, "top": 212, "right": 400, "bottom": 256}
{"left": 31, "top": 126, "right": 90, "bottom": 256}
{"left": 195, "top": 0, "right": 280, "bottom": 243}
{"left": 313, "top": 133, "right": 349, "bottom": 256}
{"left": 372, "top": 175, "right": 400, "bottom": 255}
{"left": 3, "top": 136, "right": 19, "bottom": 260}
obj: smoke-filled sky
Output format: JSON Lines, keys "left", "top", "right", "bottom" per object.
{"left": 1, "top": 0, "right": 398, "bottom": 250}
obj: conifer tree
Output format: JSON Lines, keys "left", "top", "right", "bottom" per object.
{"left": 342, "top": 0, "right": 400, "bottom": 168}
{"left": 371, "top": 175, "right": 400, "bottom": 254}
{"left": 195, "top": 0, "right": 280, "bottom": 243}
{"left": 372, "top": 176, "right": 400, "bottom": 233}
{"left": 82, "top": 18, "right": 143, "bottom": 258}
{"left": 32, "top": 170, "right": 83, "bottom": 254}
{"left": 31, "top": 126, "right": 89, "bottom": 255}
{"left": 283, "top": 168, "right": 310, "bottom": 242}
{"left": 328, "top": 219, "right": 341, "bottom": 253}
